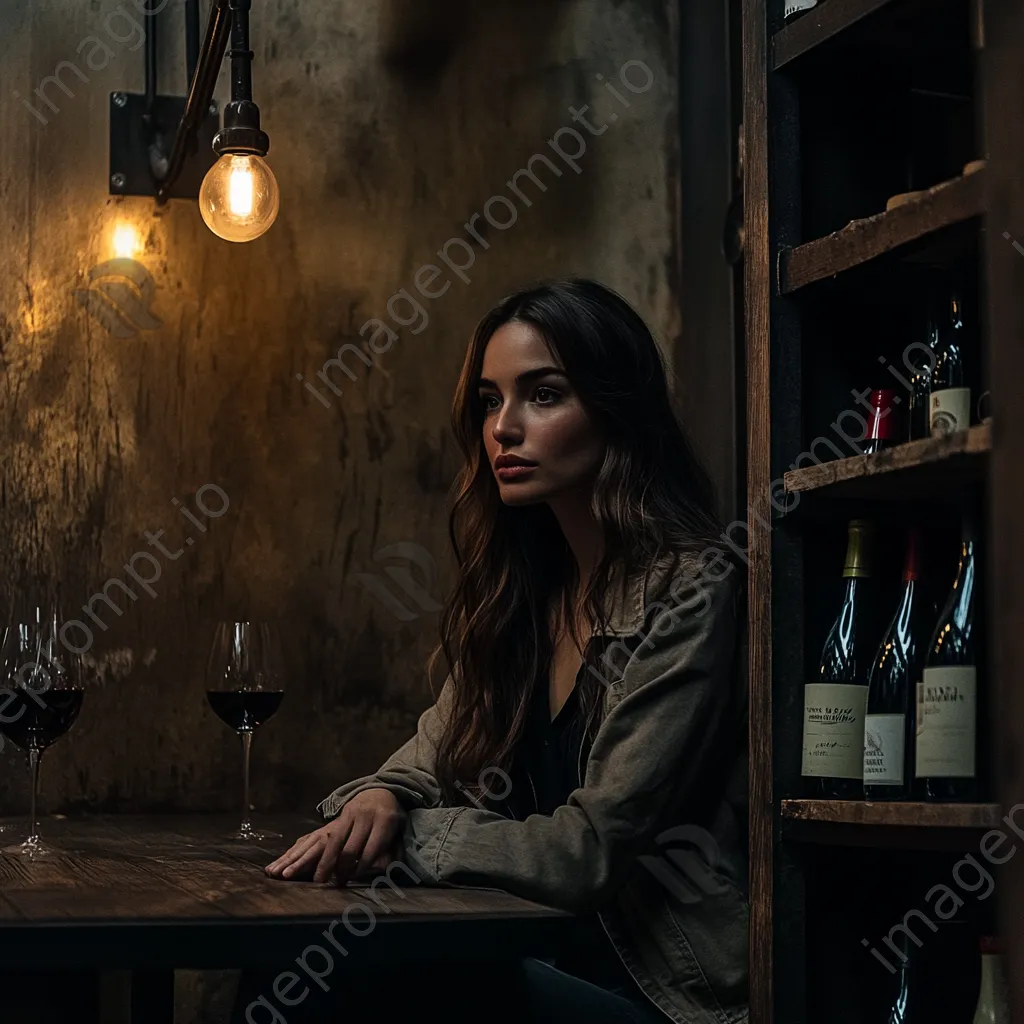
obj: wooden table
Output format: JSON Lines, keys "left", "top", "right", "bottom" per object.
{"left": 0, "top": 813, "right": 571, "bottom": 1022}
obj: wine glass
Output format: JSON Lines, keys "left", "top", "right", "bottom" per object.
{"left": 0, "top": 621, "right": 11, "bottom": 836}
{"left": 205, "top": 621, "right": 285, "bottom": 841}
{"left": 0, "top": 600, "right": 84, "bottom": 858}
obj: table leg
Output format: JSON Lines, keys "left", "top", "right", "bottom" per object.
{"left": 129, "top": 970, "right": 174, "bottom": 1024}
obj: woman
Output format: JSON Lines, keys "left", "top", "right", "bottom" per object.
{"left": 258, "top": 279, "right": 748, "bottom": 1024}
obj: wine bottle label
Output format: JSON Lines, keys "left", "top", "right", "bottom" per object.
{"left": 864, "top": 713, "right": 905, "bottom": 784}
{"left": 929, "top": 387, "right": 971, "bottom": 436}
{"left": 784, "top": 0, "right": 818, "bottom": 16}
{"left": 915, "top": 666, "right": 977, "bottom": 777}
{"left": 802, "top": 683, "right": 868, "bottom": 778}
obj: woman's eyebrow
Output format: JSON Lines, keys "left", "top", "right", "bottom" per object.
{"left": 477, "top": 366, "right": 568, "bottom": 389}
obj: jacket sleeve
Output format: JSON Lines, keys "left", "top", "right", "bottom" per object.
{"left": 398, "top": 570, "right": 742, "bottom": 913}
{"left": 316, "top": 675, "right": 454, "bottom": 820}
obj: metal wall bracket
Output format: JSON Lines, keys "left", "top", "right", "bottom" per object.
{"left": 109, "top": 92, "right": 220, "bottom": 199}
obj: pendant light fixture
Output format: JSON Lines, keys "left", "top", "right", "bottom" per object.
{"left": 109, "top": 0, "right": 279, "bottom": 243}
{"left": 195, "top": 0, "right": 279, "bottom": 241}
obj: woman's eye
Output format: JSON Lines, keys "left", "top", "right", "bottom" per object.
{"left": 479, "top": 393, "right": 500, "bottom": 412}
{"left": 534, "top": 387, "right": 560, "bottom": 404}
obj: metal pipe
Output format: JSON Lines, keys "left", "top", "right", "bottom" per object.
{"left": 156, "top": 0, "right": 232, "bottom": 203}
{"left": 185, "top": 0, "right": 201, "bottom": 87}
{"left": 144, "top": 0, "right": 158, "bottom": 115}
{"left": 228, "top": 0, "right": 254, "bottom": 102}
{"left": 210, "top": 0, "right": 268, "bottom": 158}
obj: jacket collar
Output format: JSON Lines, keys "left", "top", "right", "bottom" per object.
{"left": 594, "top": 552, "right": 681, "bottom": 638}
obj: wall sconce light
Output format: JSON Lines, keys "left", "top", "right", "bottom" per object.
{"left": 111, "top": 222, "right": 141, "bottom": 259}
{"left": 109, "top": 0, "right": 279, "bottom": 243}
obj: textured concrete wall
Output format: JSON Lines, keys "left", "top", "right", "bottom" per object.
{"left": 0, "top": 0, "right": 680, "bottom": 820}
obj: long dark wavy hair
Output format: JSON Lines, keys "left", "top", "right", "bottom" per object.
{"left": 429, "top": 278, "right": 731, "bottom": 806}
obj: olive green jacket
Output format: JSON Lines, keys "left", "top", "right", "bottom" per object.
{"left": 318, "top": 552, "right": 749, "bottom": 1024}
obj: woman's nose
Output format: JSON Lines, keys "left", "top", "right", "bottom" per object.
{"left": 491, "top": 403, "right": 524, "bottom": 444}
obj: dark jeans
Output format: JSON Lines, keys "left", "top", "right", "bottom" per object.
{"left": 232, "top": 956, "right": 669, "bottom": 1024}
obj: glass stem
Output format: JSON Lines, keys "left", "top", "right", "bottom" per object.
{"left": 28, "top": 746, "right": 42, "bottom": 841}
{"left": 240, "top": 729, "right": 253, "bottom": 831}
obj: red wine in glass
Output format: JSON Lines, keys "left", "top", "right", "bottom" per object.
{"left": 1, "top": 689, "right": 85, "bottom": 751}
{"left": 0, "top": 599, "right": 84, "bottom": 858}
{"left": 206, "top": 621, "right": 285, "bottom": 840}
{"left": 206, "top": 690, "right": 284, "bottom": 732}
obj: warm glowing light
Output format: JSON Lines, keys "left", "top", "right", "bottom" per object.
{"left": 229, "top": 164, "right": 255, "bottom": 217}
{"left": 199, "top": 153, "right": 280, "bottom": 242}
{"left": 112, "top": 223, "right": 140, "bottom": 259}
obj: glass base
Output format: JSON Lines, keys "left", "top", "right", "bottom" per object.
{"left": 229, "top": 822, "right": 282, "bottom": 841}
{"left": 3, "top": 835, "right": 57, "bottom": 858}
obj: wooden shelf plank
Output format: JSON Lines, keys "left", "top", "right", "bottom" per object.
{"left": 783, "top": 421, "right": 991, "bottom": 500}
{"left": 781, "top": 799, "right": 1004, "bottom": 849}
{"left": 781, "top": 799, "right": 1002, "bottom": 829}
{"left": 779, "top": 169, "right": 986, "bottom": 294}
{"left": 772, "top": 0, "right": 899, "bottom": 69}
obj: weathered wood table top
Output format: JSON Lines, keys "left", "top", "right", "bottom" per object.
{"left": 0, "top": 813, "right": 571, "bottom": 969}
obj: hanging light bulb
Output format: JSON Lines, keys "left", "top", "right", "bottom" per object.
{"left": 197, "top": 1, "right": 279, "bottom": 243}
{"left": 124, "top": 0, "right": 280, "bottom": 242}
{"left": 200, "top": 152, "right": 279, "bottom": 242}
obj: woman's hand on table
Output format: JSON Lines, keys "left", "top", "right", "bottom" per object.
{"left": 264, "top": 788, "right": 407, "bottom": 885}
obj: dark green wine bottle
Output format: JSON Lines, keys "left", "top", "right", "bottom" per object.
{"left": 802, "top": 520, "right": 876, "bottom": 799}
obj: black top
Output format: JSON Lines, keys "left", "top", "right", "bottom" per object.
{"left": 498, "top": 678, "right": 646, "bottom": 997}
{"left": 503, "top": 675, "right": 588, "bottom": 820}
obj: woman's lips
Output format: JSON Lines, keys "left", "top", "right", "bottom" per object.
{"left": 496, "top": 464, "right": 537, "bottom": 481}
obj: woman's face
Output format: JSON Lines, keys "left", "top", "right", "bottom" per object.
{"left": 477, "top": 321, "right": 605, "bottom": 507}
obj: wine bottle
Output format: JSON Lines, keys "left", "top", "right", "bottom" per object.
{"left": 802, "top": 520, "right": 876, "bottom": 799}
{"left": 861, "top": 388, "right": 901, "bottom": 455}
{"left": 972, "top": 936, "right": 1010, "bottom": 1024}
{"left": 929, "top": 281, "right": 971, "bottom": 437}
{"left": 908, "top": 294, "right": 940, "bottom": 441}
{"left": 886, "top": 931, "right": 919, "bottom": 1024}
{"left": 864, "top": 528, "right": 932, "bottom": 800}
{"left": 916, "top": 513, "right": 978, "bottom": 801}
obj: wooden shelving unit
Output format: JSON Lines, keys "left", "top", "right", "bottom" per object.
{"left": 780, "top": 170, "right": 986, "bottom": 293}
{"left": 781, "top": 800, "right": 1002, "bottom": 850}
{"left": 772, "top": 0, "right": 900, "bottom": 68}
{"left": 743, "top": 0, "right": 1023, "bottom": 1020}
{"left": 783, "top": 422, "right": 991, "bottom": 501}
{"left": 781, "top": 798, "right": 1001, "bottom": 828}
